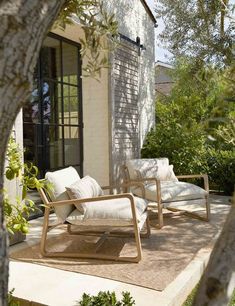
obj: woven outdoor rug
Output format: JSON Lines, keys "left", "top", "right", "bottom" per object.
{"left": 11, "top": 202, "right": 230, "bottom": 291}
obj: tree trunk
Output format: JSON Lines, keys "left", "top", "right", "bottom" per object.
{"left": 0, "top": 1, "right": 66, "bottom": 305}
{"left": 193, "top": 194, "right": 235, "bottom": 306}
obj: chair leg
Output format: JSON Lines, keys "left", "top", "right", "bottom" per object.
{"left": 205, "top": 195, "right": 210, "bottom": 221}
{"left": 140, "top": 217, "right": 151, "bottom": 238}
{"left": 94, "top": 232, "right": 110, "bottom": 253}
{"left": 156, "top": 183, "right": 164, "bottom": 228}
{"left": 158, "top": 203, "right": 164, "bottom": 229}
{"left": 167, "top": 197, "right": 210, "bottom": 222}
{"left": 132, "top": 220, "right": 142, "bottom": 262}
{"left": 40, "top": 208, "right": 50, "bottom": 256}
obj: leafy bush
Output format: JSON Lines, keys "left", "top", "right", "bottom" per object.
{"left": 142, "top": 60, "right": 234, "bottom": 195}
{"left": 141, "top": 122, "right": 208, "bottom": 176}
{"left": 207, "top": 149, "right": 235, "bottom": 195}
{"left": 141, "top": 85, "right": 209, "bottom": 176}
{"left": 78, "top": 291, "right": 135, "bottom": 306}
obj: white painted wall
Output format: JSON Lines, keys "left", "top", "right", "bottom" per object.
{"left": 104, "top": 0, "right": 156, "bottom": 147}
{"left": 52, "top": 0, "right": 156, "bottom": 184}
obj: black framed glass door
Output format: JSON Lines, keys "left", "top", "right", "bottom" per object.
{"left": 23, "top": 33, "right": 83, "bottom": 179}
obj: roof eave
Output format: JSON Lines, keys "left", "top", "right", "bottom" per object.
{"left": 140, "top": 0, "right": 157, "bottom": 24}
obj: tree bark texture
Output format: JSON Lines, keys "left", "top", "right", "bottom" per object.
{"left": 193, "top": 194, "right": 235, "bottom": 306}
{"left": 0, "top": 1, "right": 66, "bottom": 305}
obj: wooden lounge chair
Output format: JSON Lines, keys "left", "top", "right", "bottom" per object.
{"left": 123, "top": 158, "right": 210, "bottom": 228}
{"left": 38, "top": 166, "right": 150, "bottom": 263}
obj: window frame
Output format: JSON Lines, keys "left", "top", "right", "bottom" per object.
{"left": 23, "top": 32, "right": 83, "bottom": 177}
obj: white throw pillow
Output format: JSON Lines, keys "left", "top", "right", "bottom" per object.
{"left": 45, "top": 166, "right": 80, "bottom": 222}
{"left": 66, "top": 176, "right": 103, "bottom": 213}
{"left": 166, "top": 165, "right": 178, "bottom": 182}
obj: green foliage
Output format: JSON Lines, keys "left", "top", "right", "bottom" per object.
{"left": 182, "top": 285, "right": 235, "bottom": 306}
{"left": 142, "top": 60, "right": 235, "bottom": 194}
{"left": 3, "top": 137, "right": 47, "bottom": 235}
{"left": 7, "top": 289, "right": 20, "bottom": 306}
{"left": 77, "top": 291, "right": 135, "bottom": 306}
{"left": 207, "top": 148, "right": 235, "bottom": 194}
{"left": 56, "top": 0, "right": 119, "bottom": 78}
{"left": 210, "top": 66, "right": 235, "bottom": 151}
{"left": 156, "top": 0, "right": 234, "bottom": 66}
{"left": 141, "top": 122, "right": 208, "bottom": 176}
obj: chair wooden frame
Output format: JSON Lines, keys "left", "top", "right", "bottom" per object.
{"left": 122, "top": 165, "right": 210, "bottom": 229}
{"left": 38, "top": 183, "right": 150, "bottom": 263}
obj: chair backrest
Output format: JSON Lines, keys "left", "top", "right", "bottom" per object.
{"left": 125, "top": 158, "right": 169, "bottom": 180}
{"left": 45, "top": 166, "right": 80, "bottom": 222}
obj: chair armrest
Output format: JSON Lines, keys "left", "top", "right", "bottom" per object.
{"left": 101, "top": 182, "right": 145, "bottom": 197}
{"left": 101, "top": 185, "right": 117, "bottom": 190}
{"left": 48, "top": 193, "right": 135, "bottom": 207}
{"left": 176, "top": 174, "right": 207, "bottom": 179}
{"left": 130, "top": 178, "right": 162, "bottom": 204}
{"left": 121, "top": 181, "right": 146, "bottom": 198}
{"left": 176, "top": 174, "right": 209, "bottom": 193}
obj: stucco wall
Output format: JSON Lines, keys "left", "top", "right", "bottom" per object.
{"left": 52, "top": 0, "right": 156, "bottom": 186}
{"left": 52, "top": 25, "right": 110, "bottom": 185}
{"left": 104, "top": 0, "right": 156, "bottom": 147}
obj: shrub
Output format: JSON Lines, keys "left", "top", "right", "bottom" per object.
{"left": 78, "top": 291, "right": 135, "bottom": 306}
{"left": 207, "top": 148, "right": 235, "bottom": 195}
{"left": 141, "top": 107, "right": 209, "bottom": 176}
{"left": 142, "top": 60, "right": 234, "bottom": 194}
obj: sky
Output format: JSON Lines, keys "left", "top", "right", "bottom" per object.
{"left": 145, "top": 0, "right": 172, "bottom": 62}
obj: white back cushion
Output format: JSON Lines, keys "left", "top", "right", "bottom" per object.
{"left": 126, "top": 158, "right": 169, "bottom": 180}
{"left": 66, "top": 176, "right": 103, "bottom": 213}
{"left": 45, "top": 166, "right": 80, "bottom": 222}
{"left": 126, "top": 158, "right": 171, "bottom": 180}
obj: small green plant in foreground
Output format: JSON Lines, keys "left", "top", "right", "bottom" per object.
{"left": 7, "top": 289, "right": 20, "bottom": 306}
{"left": 182, "top": 286, "right": 235, "bottom": 306}
{"left": 77, "top": 291, "right": 135, "bottom": 306}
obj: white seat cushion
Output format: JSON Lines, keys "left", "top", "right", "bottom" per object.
{"left": 45, "top": 166, "right": 80, "bottom": 222}
{"left": 132, "top": 181, "right": 207, "bottom": 203}
{"left": 66, "top": 196, "right": 148, "bottom": 227}
{"left": 66, "top": 176, "right": 103, "bottom": 213}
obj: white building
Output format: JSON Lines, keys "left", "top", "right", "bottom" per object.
{"left": 9, "top": 0, "right": 156, "bottom": 208}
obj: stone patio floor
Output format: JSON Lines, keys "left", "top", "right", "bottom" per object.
{"left": 9, "top": 195, "right": 231, "bottom": 306}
